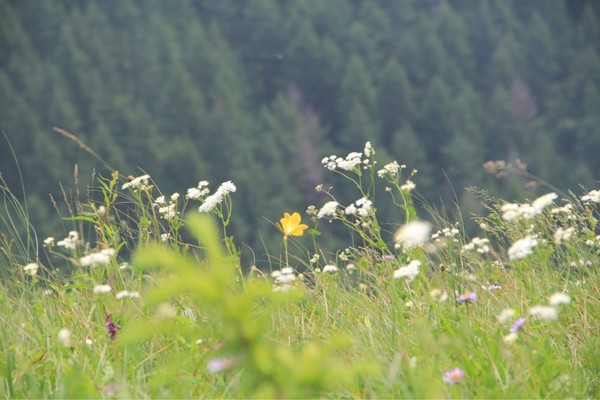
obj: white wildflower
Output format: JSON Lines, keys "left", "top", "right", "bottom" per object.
{"left": 43, "top": 237, "right": 55, "bottom": 247}
{"left": 158, "top": 204, "right": 178, "bottom": 220}
{"left": 529, "top": 305, "right": 558, "bottom": 321}
{"left": 93, "top": 284, "right": 112, "bottom": 294}
{"left": 23, "top": 263, "right": 39, "bottom": 276}
{"left": 581, "top": 189, "right": 600, "bottom": 203}
{"left": 497, "top": 308, "right": 516, "bottom": 324}
{"left": 57, "top": 328, "right": 72, "bottom": 347}
{"left": 317, "top": 201, "right": 339, "bottom": 219}
{"left": 548, "top": 292, "right": 571, "bottom": 306}
{"left": 554, "top": 227, "right": 574, "bottom": 244}
{"left": 154, "top": 196, "right": 166, "bottom": 206}
{"left": 503, "top": 332, "right": 519, "bottom": 344}
{"left": 271, "top": 268, "right": 296, "bottom": 284}
{"left": 57, "top": 231, "right": 80, "bottom": 249}
{"left": 508, "top": 236, "right": 538, "bottom": 260}
{"left": 160, "top": 233, "right": 170, "bottom": 242}
{"left": 116, "top": 290, "right": 140, "bottom": 300}
{"left": 400, "top": 180, "right": 416, "bottom": 192}
{"left": 377, "top": 161, "right": 402, "bottom": 178}
{"left": 395, "top": 220, "right": 431, "bottom": 248}
{"left": 532, "top": 192, "right": 558, "bottom": 213}
{"left": 322, "top": 264, "right": 338, "bottom": 273}
{"left": 393, "top": 260, "right": 421, "bottom": 282}
{"left": 122, "top": 174, "right": 151, "bottom": 190}
{"left": 170, "top": 193, "right": 180, "bottom": 201}
{"left": 364, "top": 141, "right": 374, "bottom": 157}
{"left": 85, "top": 338, "right": 93, "bottom": 346}
{"left": 80, "top": 248, "right": 115, "bottom": 267}
{"left": 405, "top": 301, "right": 413, "bottom": 308}
{"left": 198, "top": 181, "right": 236, "bottom": 213}
{"left": 97, "top": 205, "right": 106, "bottom": 217}
{"left": 551, "top": 203, "right": 573, "bottom": 214}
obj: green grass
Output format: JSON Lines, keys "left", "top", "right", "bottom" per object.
{"left": 0, "top": 143, "right": 598, "bottom": 398}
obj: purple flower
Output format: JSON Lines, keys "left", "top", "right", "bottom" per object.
{"left": 509, "top": 317, "right": 527, "bottom": 333}
{"left": 105, "top": 313, "right": 121, "bottom": 340}
{"left": 443, "top": 367, "right": 464, "bottom": 384}
{"left": 457, "top": 292, "right": 477, "bottom": 303}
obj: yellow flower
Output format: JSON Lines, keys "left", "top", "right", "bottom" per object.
{"left": 278, "top": 212, "right": 308, "bottom": 238}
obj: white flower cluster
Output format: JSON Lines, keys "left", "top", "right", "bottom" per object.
{"left": 554, "top": 227, "right": 574, "bottom": 244}
{"left": 23, "top": 263, "right": 39, "bottom": 276}
{"left": 321, "top": 152, "right": 363, "bottom": 171}
{"left": 581, "top": 189, "right": 600, "bottom": 203}
{"left": 345, "top": 197, "right": 373, "bottom": 217}
{"left": 393, "top": 260, "right": 421, "bottom": 282}
{"left": 395, "top": 220, "right": 432, "bottom": 249}
{"left": 501, "top": 192, "right": 558, "bottom": 221}
{"left": 507, "top": 235, "right": 538, "bottom": 260}
{"left": 430, "top": 288, "right": 449, "bottom": 302}
{"left": 431, "top": 225, "right": 460, "bottom": 243}
{"left": 116, "top": 290, "right": 140, "bottom": 299}
{"left": 317, "top": 201, "right": 339, "bottom": 219}
{"left": 364, "top": 141, "right": 374, "bottom": 157}
{"left": 271, "top": 267, "right": 297, "bottom": 292}
{"left": 80, "top": 248, "right": 115, "bottom": 267}
{"left": 551, "top": 203, "right": 574, "bottom": 215}
{"left": 93, "top": 284, "right": 112, "bottom": 294}
{"left": 186, "top": 181, "right": 210, "bottom": 200}
{"left": 462, "top": 237, "right": 490, "bottom": 254}
{"left": 400, "top": 180, "right": 416, "bottom": 192}
{"left": 322, "top": 264, "right": 338, "bottom": 273}
{"left": 44, "top": 237, "right": 55, "bottom": 247}
{"left": 57, "top": 231, "right": 80, "bottom": 250}
{"left": 198, "top": 181, "right": 237, "bottom": 213}
{"left": 122, "top": 174, "right": 152, "bottom": 190}
{"left": 377, "top": 161, "right": 405, "bottom": 179}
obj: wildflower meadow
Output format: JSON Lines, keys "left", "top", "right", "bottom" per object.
{"left": 1, "top": 142, "right": 598, "bottom": 399}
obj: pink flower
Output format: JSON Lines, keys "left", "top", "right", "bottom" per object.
{"left": 443, "top": 367, "right": 464, "bottom": 384}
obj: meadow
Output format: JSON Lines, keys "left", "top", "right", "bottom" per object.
{"left": 1, "top": 142, "right": 598, "bottom": 399}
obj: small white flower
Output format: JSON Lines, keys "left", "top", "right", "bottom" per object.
{"left": 121, "top": 175, "right": 152, "bottom": 190}
{"left": 405, "top": 301, "right": 414, "bottom": 308}
{"left": 160, "top": 233, "right": 171, "bottom": 242}
{"left": 393, "top": 260, "right": 421, "bottom": 282}
{"left": 498, "top": 308, "right": 516, "bottom": 324}
{"left": 115, "top": 290, "right": 140, "bottom": 300}
{"left": 364, "top": 141, "right": 373, "bottom": 157}
{"left": 508, "top": 236, "right": 538, "bottom": 260}
{"left": 57, "top": 328, "right": 72, "bottom": 347}
{"left": 154, "top": 196, "right": 166, "bottom": 206}
{"left": 80, "top": 248, "right": 115, "bottom": 267}
{"left": 170, "top": 193, "right": 180, "bottom": 201}
{"left": 532, "top": 192, "right": 558, "bottom": 213}
{"left": 503, "top": 332, "right": 519, "bottom": 344}
{"left": 198, "top": 181, "right": 236, "bottom": 213}
{"left": 122, "top": 174, "right": 151, "bottom": 190}
{"left": 317, "top": 201, "right": 339, "bottom": 219}
{"left": 395, "top": 220, "right": 431, "bottom": 248}
{"left": 23, "top": 263, "right": 39, "bottom": 276}
{"left": 85, "top": 338, "right": 93, "bottom": 346}
{"left": 322, "top": 264, "right": 338, "bottom": 273}
{"left": 97, "top": 205, "right": 106, "bottom": 217}
{"left": 43, "top": 237, "right": 55, "bottom": 247}
{"left": 581, "top": 189, "right": 600, "bottom": 203}
{"left": 93, "top": 284, "right": 112, "bottom": 294}
{"left": 548, "top": 292, "right": 571, "bottom": 306}
{"left": 400, "top": 180, "right": 416, "bottom": 192}
{"left": 529, "top": 305, "right": 559, "bottom": 321}
{"left": 57, "top": 231, "right": 80, "bottom": 249}
{"left": 554, "top": 227, "right": 574, "bottom": 244}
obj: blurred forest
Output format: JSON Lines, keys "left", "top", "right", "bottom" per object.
{"left": 0, "top": 0, "right": 599, "bottom": 257}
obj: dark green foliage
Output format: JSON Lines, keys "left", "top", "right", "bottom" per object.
{"left": 0, "top": 0, "right": 598, "bottom": 256}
